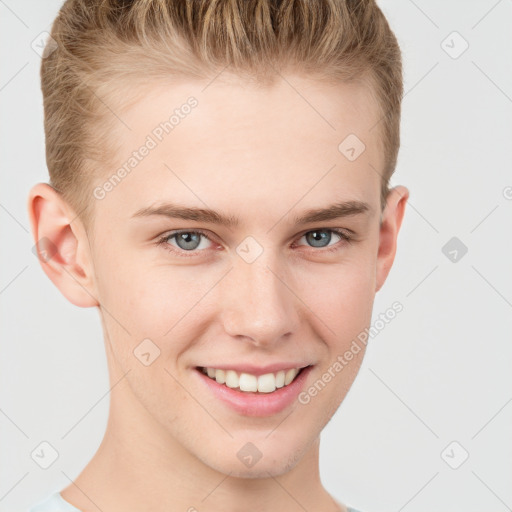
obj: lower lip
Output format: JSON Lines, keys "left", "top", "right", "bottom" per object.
{"left": 194, "top": 365, "right": 314, "bottom": 417}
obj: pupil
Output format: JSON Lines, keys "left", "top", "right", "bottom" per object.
{"left": 308, "top": 230, "right": 330, "bottom": 247}
{"left": 178, "top": 232, "right": 200, "bottom": 250}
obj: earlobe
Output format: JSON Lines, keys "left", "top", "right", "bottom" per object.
{"left": 27, "top": 183, "right": 98, "bottom": 308}
{"left": 375, "top": 185, "right": 409, "bottom": 292}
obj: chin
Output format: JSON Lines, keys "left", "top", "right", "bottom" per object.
{"left": 210, "top": 457, "right": 300, "bottom": 479}
{"left": 198, "top": 437, "right": 310, "bottom": 479}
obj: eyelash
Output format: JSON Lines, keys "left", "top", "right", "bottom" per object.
{"left": 156, "top": 228, "right": 353, "bottom": 258}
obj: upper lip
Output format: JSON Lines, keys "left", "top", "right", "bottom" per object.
{"left": 196, "top": 363, "right": 312, "bottom": 377}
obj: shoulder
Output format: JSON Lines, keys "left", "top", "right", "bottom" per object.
{"left": 334, "top": 498, "right": 364, "bottom": 512}
{"left": 27, "top": 491, "right": 81, "bottom": 512}
{"left": 334, "top": 496, "right": 363, "bottom": 512}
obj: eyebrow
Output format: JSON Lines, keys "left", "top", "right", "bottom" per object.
{"left": 131, "top": 200, "right": 371, "bottom": 227}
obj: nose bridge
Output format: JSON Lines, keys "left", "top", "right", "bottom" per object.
{"left": 221, "top": 247, "right": 299, "bottom": 345}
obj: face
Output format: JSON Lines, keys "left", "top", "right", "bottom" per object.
{"left": 34, "top": 72, "right": 407, "bottom": 479}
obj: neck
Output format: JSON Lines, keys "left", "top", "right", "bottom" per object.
{"left": 61, "top": 389, "right": 343, "bottom": 512}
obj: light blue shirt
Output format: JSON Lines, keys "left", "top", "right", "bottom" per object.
{"left": 28, "top": 491, "right": 362, "bottom": 512}
{"left": 28, "top": 492, "right": 80, "bottom": 512}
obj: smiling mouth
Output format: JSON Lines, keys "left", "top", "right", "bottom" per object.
{"left": 196, "top": 365, "right": 310, "bottom": 394}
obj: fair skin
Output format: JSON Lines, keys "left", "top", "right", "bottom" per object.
{"left": 28, "top": 72, "right": 408, "bottom": 512}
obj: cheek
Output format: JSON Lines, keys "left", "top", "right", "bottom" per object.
{"left": 295, "top": 256, "right": 376, "bottom": 339}
{"left": 94, "top": 241, "right": 171, "bottom": 324}
{"left": 90, "top": 246, "right": 174, "bottom": 364}
{"left": 96, "top": 259, "right": 221, "bottom": 371}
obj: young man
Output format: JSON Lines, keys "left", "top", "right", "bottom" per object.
{"left": 27, "top": 0, "right": 408, "bottom": 511}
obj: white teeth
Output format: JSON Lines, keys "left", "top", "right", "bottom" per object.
{"left": 239, "top": 373, "right": 258, "bottom": 392}
{"left": 284, "top": 368, "right": 297, "bottom": 386}
{"left": 225, "top": 370, "right": 239, "bottom": 388}
{"left": 215, "top": 368, "right": 226, "bottom": 384}
{"left": 275, "top": 370, "right": 285, "bottom": 388}
{"left": 201, "top": 366, "right": 302, "bottom": 393}
{"left": 257, "top": 373, "right": 277, "bottom": 393}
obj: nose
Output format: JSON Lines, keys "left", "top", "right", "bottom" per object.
{"left": 220, "top": 255, "right": 301, "bottom": 349}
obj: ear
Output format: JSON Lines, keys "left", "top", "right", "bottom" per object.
{"left": 375, "top": 185, "right": 409, "bottom": 292}
{"left": 27, "top": 182, "right": 99, "bottom": 307}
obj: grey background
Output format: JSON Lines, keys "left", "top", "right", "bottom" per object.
{"left": 1, "top": 1, "right": 511, "bottom": 511}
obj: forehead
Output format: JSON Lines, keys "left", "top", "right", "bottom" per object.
{"left": 115, "top": 72, "right": 382, "bottom": 151}
{"left": 94, "top": 73, "right": 384, "bottom": 223}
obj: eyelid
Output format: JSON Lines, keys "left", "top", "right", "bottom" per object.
{"left": 294, "top": 227, "right": 353, "bottom": 243}
{"left": 157, "top": 227, "right": 353, "bottom": 256}
{"left": 292, "top": 228, "right": 353, "bottom": 251}
{"left": 156, "top": 229, "right": 216, "bottom": 255}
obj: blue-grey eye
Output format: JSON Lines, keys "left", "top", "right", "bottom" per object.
{"left": 171, "top": 231, "right": 210, "bottom": 251}
{"left": 175, "top": 232, "right": 199, "bottom": 250}
{"left": 304, "top": 230, "right": 337, "bottom": 248}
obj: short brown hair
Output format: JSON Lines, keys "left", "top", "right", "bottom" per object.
{"left": 41, "top": 0, "right": 403, "bottom": 229}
